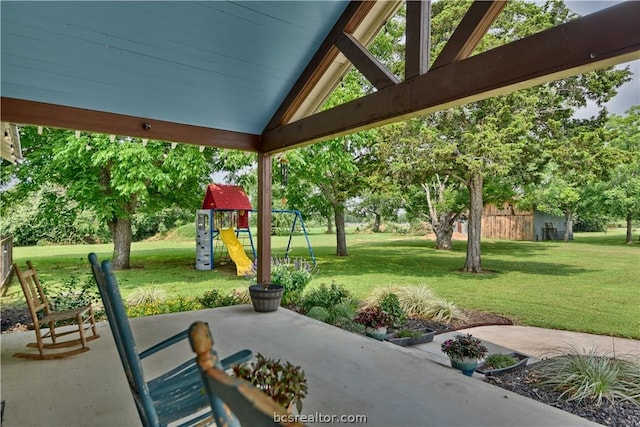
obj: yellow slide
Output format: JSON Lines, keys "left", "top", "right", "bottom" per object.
{"left": 219, "top": 228, "right": 253, "bottom": 276}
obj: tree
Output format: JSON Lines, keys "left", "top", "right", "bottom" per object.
{"left": 3, "top": 127, "right": 213, "bottom": 269}
{"left": 378, "top": 0, "right": 630, "bottom": 272}
{"left": 602, "top": 107, "right": 640, "bottom": 244}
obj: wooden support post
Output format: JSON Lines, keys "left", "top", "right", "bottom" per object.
{"left": 256, "top": 152, "right": 272, "bottom": 285}
{"left": 405, "top": 0, "right": 431, "bottom": 79}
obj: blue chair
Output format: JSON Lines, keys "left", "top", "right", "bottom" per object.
{"left": 188, "top": 321, "right": 306, "bottom": 427}
{"left": 88, "top": 253, "right": 252, "bottom": 427}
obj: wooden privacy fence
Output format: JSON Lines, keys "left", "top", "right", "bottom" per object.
{"left": 481, "top": 204, "right": 535, "bottom": 241}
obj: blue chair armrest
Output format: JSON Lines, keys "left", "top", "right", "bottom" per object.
{"left": 139, "top": 329, "right": 190, "bottom": 359}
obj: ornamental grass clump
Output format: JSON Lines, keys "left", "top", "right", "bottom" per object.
{"left": 534, "top": 348, "right": 640, "bottom": 407}
{"left": 440, "top": 334, "right": 488, "bottom": 360}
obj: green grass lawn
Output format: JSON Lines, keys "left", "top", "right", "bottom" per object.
{"left": 4, "top": 228, "right": 639, "bottom": 339}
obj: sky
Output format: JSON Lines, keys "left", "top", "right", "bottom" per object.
{"left": 562, "top": 1, "right": 639, "bottom": 117}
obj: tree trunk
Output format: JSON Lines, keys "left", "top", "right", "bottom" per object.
{"left": 334, "top": 205, "right": 348, "bottom": 256}
{"left": 464, "top": 174, "right": 483, "bottom": 273}
{"left": 433, "top": 214, "right": 454, "bottom": 250}
{"left": 563, "top": 209, "right": 573, "bottom": 242}
{"left": 626, "top": 212, "right": 633, "bottom": 244}
{"left": 373, "top": 213, "right": 381, "bottom": 233}
{"left": 326, "top": 215, "right": 334, "bottom": 234}
{"left": 108, "top": 217, "right": 132, "bottom": 269}
{"left": 423, "top": 179, "right": 454, "bottom": 250}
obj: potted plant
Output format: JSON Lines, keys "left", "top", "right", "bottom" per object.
{"left": 354, "top": 307, "right": 392, "bottom": 340}
{"left": 247, "top": 257, "right": 316, "bottom": 312}
{"left": 476, "top": 352, "right": 529, "bottom": 376}
{"left": 440, "top": 333, "right": 488, "bottom": 376}
{"left": 385, "top": 327, "right": 436, "bottom": 347}
{"left": 231, "top": 353, "right": 308, "bottom": 413}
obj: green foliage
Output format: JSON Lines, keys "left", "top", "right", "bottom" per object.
{"left": 535, "top": 348, "right": 640, "bottom": 407}
{"left": 441, "top": 334, "right": 488, "bottom": 360}
{"left": 197, "top": 288, "right": 248, "bottom": 308}
{"left": 422, "top": 298, "right": 465, "bottom": 323}
{"left": 393, "top": 285, "right": 436, "bottom": 318}
{"left": 125, "top": 287, "right": 167, "bottom": 306}
{"left": 374, "top": 0, "right": 631, "bottom": 271}
{"left": 378, "top": 293, "right": 407, "bottom": 328}
{"left": 396, "top": 329, "right": 422, "bottom": 339}
{"left": 306, "top": 303, "right": 354, "bottom": 327}
{"left": 125, "top": 296, "right": 202, "bottom": 318}
{"left": 301, "top": 282, "right": 354, "bottom": 314}
{"left": 132, "top": 207, "right": 194, "bottom": 241}
{"left": 2, "top": 127, "right": 215, "bottom": 267}
{"left": 1, "top": 185, "right": 109, "bottom": 246}
{"left": 354, "top": 306, "right": 393, "bottom": 329}
{"left": 483, "top": 353, "right": 519, "bottom": 370}
{"left": 6, "top": 230, "right": 639, "bottom": 338}
{"left": 232, "top": 353, "right": 308, "bottom": 413}
{"left": 268, "top": 257, "right": 317, "bottom": 306}
{"left": 363, "top": 285, "right": 462, "bottom": 323}
{"left": 44, "top": 273, "right": 105, "bottom": 323}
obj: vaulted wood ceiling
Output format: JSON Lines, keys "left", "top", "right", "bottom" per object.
{"left": 2, "top": 1, "right": 638, "bottom": 155}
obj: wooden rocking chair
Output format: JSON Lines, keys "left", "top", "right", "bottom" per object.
{"left": 12, "top": 261, "right": 100, "bottom": 360}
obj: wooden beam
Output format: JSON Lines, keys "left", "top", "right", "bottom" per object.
{"left": 0, "top": 98, "right": 261, "bottom": 151}
{"left": 262, "top": 1, "right": 640, "bottom": 153}
{"left": 430, "top": 0, "right": 506, "bottom": 70}
{"left": 264, "top": 1, "right": 377, "bottom": 130}
{"left": 256, "top": 152, "right": 272, "bottom": 285}
{"left": 405, "top": 0, "right": 431, "bottom": 78}
{"left": 335, "top": 32, "right": 399, "bottom": 90}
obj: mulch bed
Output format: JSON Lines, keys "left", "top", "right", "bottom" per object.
{"left": 485, "top": 364, "right": 640, "bottom": 427}
{"left": 1, "top": 306, "right": 31, "bottom": 333}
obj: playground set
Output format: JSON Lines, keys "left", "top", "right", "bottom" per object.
{"left": 195, "top": 184, "right": 315, "bottom": 275}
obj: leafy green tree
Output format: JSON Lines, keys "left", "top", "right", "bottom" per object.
{"left": 601, "top": 107, "right": 640, "bottom": 244}
{"left": 3, "top": 127, "right": 213, "bottom": 268}
{"left": 0, "top": 184, "right": 109, "bottom": 245}
{"left": 377, "top": 0, "right": 630, "bottom": 271}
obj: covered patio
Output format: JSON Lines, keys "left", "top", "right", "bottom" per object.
{"left": 1, "top": 1, "right": 639, "bottom": 425}
{"left": 1, "top": 306, "right": 599, "bottom": 426}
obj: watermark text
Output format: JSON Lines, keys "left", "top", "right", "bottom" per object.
{"left": 274, "top": 412, "right": 367, "bottom": 424}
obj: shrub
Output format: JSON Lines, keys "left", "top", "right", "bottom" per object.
{"left": 534, "top": 348, "right": 640, "bottom": 407}
{"left": 301, "top": 282, "right": 353, "bottom": 314}
{"left": 306, "top": 303, "right": 354, "bottom": 326}
{"left": 248, "top": 257, "right": 317, "bottom": 306}
{"left": 197, "top": 288, "right": 250, "bottom": 308}
{"left": 362, "top": 285, "right": 402, "bottom": 309}
{"left": 354, "top": 307, "right": 393, "bottom": 329}
{"left": 378, "top": 293, "right": 407, "bottom": 327}
{"left": 271, "top": 257, "right": 316, "bottom": 306}
{"left": 44, "top": 273, "right": 105, "bottom": 323}
{"left": 126, "top": 296, "right": 202, "bottom": 318}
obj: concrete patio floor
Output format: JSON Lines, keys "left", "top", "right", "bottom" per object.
{"left": 1, "top": 305, "right": 604, "bottom": 427}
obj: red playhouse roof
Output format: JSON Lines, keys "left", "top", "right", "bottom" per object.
{"left": 202, "top": 184, "right": 253, "bottom": 210}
